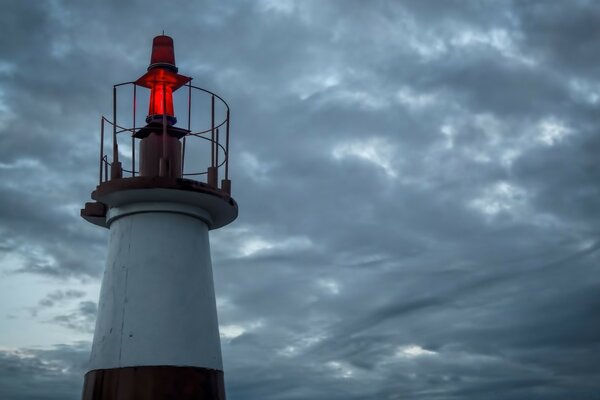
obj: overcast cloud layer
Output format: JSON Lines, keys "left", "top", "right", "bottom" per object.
{"left": 1, "top": 1, "right": 600, "bottom": 399}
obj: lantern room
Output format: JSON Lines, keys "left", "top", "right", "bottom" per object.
{"left": 81, "top": 34, "right": 236, "bottom": 228}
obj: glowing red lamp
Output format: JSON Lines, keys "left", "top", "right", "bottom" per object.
{"left": 135, "top": 35, "right": 191, "bottom": 125}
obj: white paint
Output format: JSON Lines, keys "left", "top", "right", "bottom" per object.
{"left": 96, "top": 188, "right": 237, "bottom": 230}
{"left": 88, "top": 201, "right": 223, "bottom": 371}
{"left": 106, "top": 201, "right": 213, "bottom": 227}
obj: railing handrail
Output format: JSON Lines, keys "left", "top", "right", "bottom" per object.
{"left": 98, "top": 81, "right": 232, "bottom": 191}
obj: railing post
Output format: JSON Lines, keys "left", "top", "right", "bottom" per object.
{"left": 160, "top": 84, "right": 168, "bottom": 177}
{"left": 100, "top": 117, "right": 104, "bottom": 184}
{"left": 211, "top": 95, "right": 215, "bottom": 169}
{"left": 215, "top": 127, "right": 219, "bottom": 178}
{"left": 221, "top": 108, "right": 231, "bottom": 195}
{"left": 112, "top": 86, "right": 118, "bottom": 163}
{"left": 132, "top": 84, "right": 136, "bottom": 177}
{"left": 111, "top": 86, "right": 122, "bottom": 179}
{"left": 225, "top": 109, "right": 230, "bottom": 180}
{"left": 182, "top": 83, "right": 192, "bottom": 175}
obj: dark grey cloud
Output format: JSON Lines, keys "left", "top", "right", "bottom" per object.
{"left": 30, "top": 289, "right": 86, "bottom": 317}
{"left": 0, "top": 343, "right": 89, "bottom": 400}
{"left": 1, "top": 0, "right": 600, "bottom": 399}
{"left": 27, "top": 290, "right": 96, "bottom": 333}
{"left": 48, "top": 301, "right": 97, "bottom": 334}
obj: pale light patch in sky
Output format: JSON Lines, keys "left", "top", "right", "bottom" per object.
{"left": 326, "top": 89, "right": 388, "bottom": 110}
{"left": 451, "top": 28, "right": 536, "bottom": 66}
{"left": 0, "top": 158, "right": 42, "bottom": 170}
{"left": 332, "top": 138, "right": 397, "bottom": 178}
{"left": 446, "top": 113, "right": 569, "bottom": 170}
{"left": 239, "top": 237, "right": 274, "bottom": 257}
{"left": 439, "top": 114, "right": 512, "bottom": 166}
{"left": 215, "top": 296, "right": 233, "bottom": 310}
{"left": 326, "top": 360, "right": 354, "bottom": 379}
{"left": 405, "top": 28, "right": 447, "bottom": 60}
{"left": 440, "top": 123, "right": 455, "bottom": 150}
{"left": 0, "top": 61, "right": 14, "bottom": 74}
{"left": 443, "top": 114, "right": 571, "bottom": 171}
{"left": 568, "top": 78, "right": 600, "bottom": 104}
{"left": 220, "top": 321, "right": 262, "bottom": 342}
{"left": 278, "top": 334, "right": 326, "bottom": 358}
{"left": 56, "top": 203, "right": 89, "bottom": 224}
{"left": 500, "top": 147, "right": 522, "bottom": 168}
{"left": 117, "top": 141, "right": 133, "bottom": 161}
{"left": 0, "top": 88, "right": 15, "bottom": 131}
{"left": 470, "top": 181, "right": 527, "bottom": 217}
{"left": 317, "top": 279, "right": 340, "bottom": 295}
{"left": 239, "top": 151, "right": 275, "bottom": 182}
{"left": 48, "top": 0, "right": 74, "bottom": 29}
{"left": 258, "top": 0, "right": 296, "bottom": 14}
{"left": 396, "top": 86, "right": 437, "bottom": 110}
{"left": 278, "top": 236, "right": 313, "bottom": 251}
{"left": 277, "top": 345, "right": 297, "bottom": 357}
{"left": 292, "top": 72, "right": 341, "bottom": 101}
{"left": 404, "top": 23, "right": 536, "bottom": 66}
{"left": 220, "top": 324, "right": 245, "bottom": 341}
{"left": 396, "top": 345, "right": 438, "bottom": 358}
{"left": 1, "top": 245, "right": 55, "bottom": 275}
{"left": 464, "top": 148, "right": 492, "bottom": 164}
{"left": 474, "top": 113, "right": 503, "bottom": 146}
{"left": 537, "top": 118, "right": 572, "bottom": 146}
{"left": 212, "top": 66, "right": 245, "bottom": 90}
{"left": 2, "top": 347, "right": 76, "bottom": 375}
{"left": 345, "top": 7, "right": 446, "bottom": 61}
{"left": 238, "top": 235, "right": 313, "bottom": 257}
{"left": 50, "top": 38, "right": 72, "bottom": 58}
{"left": 575, "top": 238, "right": 599, "bottom": 252}
{"left": 451, "top": 113, "right": 529, "bottom": 168}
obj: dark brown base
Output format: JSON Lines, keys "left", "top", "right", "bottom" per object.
{"left": 82, "top": 366, "right": 225, "bottom": 400}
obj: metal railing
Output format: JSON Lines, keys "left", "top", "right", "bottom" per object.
{"left": 98, "top": 81, "right": 231, "bottom": 193}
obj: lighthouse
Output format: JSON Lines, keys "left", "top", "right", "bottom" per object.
{"left": 80, "top": 35, "right": 237, "bottom": 399}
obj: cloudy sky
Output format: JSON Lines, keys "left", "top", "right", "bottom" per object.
{"left": 2, "top": 0, "right": 600, "bottom": 399}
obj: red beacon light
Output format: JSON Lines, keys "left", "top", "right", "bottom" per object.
{"left": 135, "top": 35, "right": 190, "bottom": 125}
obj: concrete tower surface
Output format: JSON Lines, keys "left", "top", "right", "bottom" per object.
{"left": 80, "top": 35, "right": 238, "bottom": 400}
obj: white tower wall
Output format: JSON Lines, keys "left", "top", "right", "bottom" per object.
{"left": 88, "top": 201, "right": 223, "bottom": 371}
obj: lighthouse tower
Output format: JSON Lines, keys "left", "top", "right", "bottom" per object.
{"left": 80, "top": 35, "right": 237, "bottom": 399}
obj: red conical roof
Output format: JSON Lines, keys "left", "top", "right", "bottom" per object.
{"left": 149, "top": 35, "right": 177, "bottom": 72}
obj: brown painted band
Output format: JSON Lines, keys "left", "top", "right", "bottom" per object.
{"left": 82, "top": 366, "right": 226, "bottom": 400}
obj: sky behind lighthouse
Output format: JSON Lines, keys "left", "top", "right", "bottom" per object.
{"left": 1, "top": 0, "right": 600, "bottom": 399}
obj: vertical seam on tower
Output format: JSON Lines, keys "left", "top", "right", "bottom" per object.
{"left": 117, "top": 218, "right": 133, "bottom": 366}
{"left": 114, "top": 219, "right": 132, "bottom": 398}
{"left": 118, "top": 267, "right": 129, "bottom": 365}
